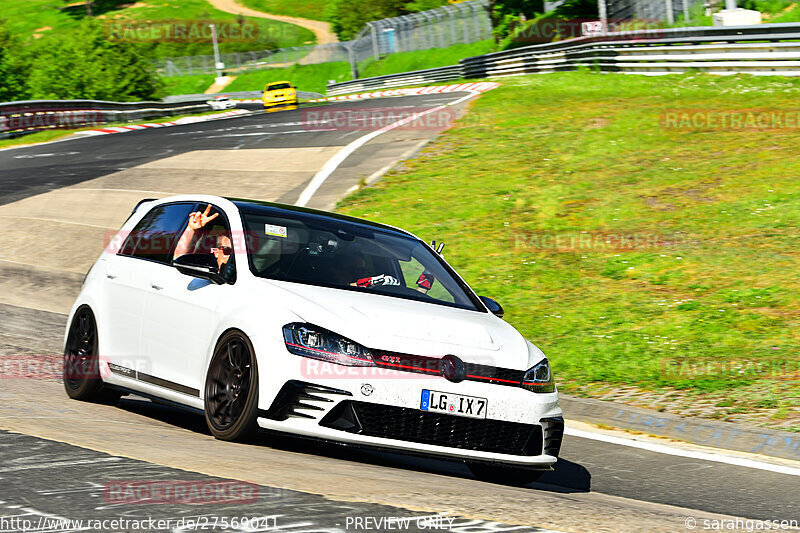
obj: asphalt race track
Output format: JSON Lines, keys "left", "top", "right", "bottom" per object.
{"left": 0, "top": 92, "right": 798, "bottom": 533}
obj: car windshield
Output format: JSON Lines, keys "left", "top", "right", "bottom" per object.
{"left": 267, "top": 83, "right": 291, "bottom": 90}
{"left": 240, "top": 209, "right": 481, "bottom": 311}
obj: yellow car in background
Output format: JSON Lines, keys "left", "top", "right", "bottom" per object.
{"left": 263, "top": 81, "right": 298, "bottom": 109}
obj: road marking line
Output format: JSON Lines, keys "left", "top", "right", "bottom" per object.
{"left": 0, "top": 215, "right": 115, "bottom": 229}
{"left": 344, "top": 139, "right": 430, "bottom": 195}
{"left": 295, "top": 91, "right": 487, "bottom": 207}
{"left": 68, "top": 187, "right": 179, "bottom": 195}
{"left": 0, "top": 457, "right": 121, "bottom": 472}
{"left": 204, "top": 128, "right": 335, "bottom": 139}
{"left": 565, "top": 426, "right": 800, "bottom": 476}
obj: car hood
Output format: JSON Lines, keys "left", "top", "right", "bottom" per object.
{"left": 263, "top": 279, "right": 530, "bottom": 369}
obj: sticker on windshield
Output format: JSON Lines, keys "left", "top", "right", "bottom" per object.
{"left": 265, "top": 224, "right": 287, "bottom": 238}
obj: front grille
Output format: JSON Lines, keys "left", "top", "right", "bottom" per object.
{"left": 372, "top": 351, "right": 526, "bottom": 387}
{"left": 320, "top": 401, "right": 543, "bottom": 456}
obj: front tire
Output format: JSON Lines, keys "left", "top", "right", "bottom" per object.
{"left": 204, "top": 330, "right": 259, "bottom": 441}
{"left": 468, "top": 462, "right": 544, "bottom": 486}
{"left": 64, "top": 306, "right": 119, "bottom": 403}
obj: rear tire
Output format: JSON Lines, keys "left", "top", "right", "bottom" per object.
{"left": 467, "top": 462, "right": 544, "bottom": 486}
{"left": 204, "top": 330, "right": 259, "bottom": 441}
{"left": 63, "top": 306, "right": 119, "bottom": 403}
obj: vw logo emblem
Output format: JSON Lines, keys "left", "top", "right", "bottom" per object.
{"left": 439, "top": 354, "right": 466, "bottom": 383}
{"left": 360, "top": 383, "right": 374, "bottom": 396}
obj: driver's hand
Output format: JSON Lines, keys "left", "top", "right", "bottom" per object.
{"left": 416, "top": 272, "right": 435, "bottom": 291}
{"left": 354, "top": 274, "right": 401, "bottom": 288}
{"left": 187, "top": 204, "right": 219, "bottom": 230}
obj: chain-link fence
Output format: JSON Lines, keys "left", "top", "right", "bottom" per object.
{"left": 604, "top": 0, "right": 706, "bottom": 24}
{"left": 352, "top": 0, "right": 492, "bottom": 59}
{"left": 156, "top": 43, "right": 350, "bottom": 77}
{"left": 156, "top": 0, "right": 491, "bottom": 77}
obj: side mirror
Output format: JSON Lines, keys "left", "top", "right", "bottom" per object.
{"left": 173, "top": 254, "right": 226, "bottom": 285}
{"left": 479, "top": 296, "right": 504, "bottom": 318}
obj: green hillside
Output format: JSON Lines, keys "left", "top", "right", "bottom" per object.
{"left": 4, "top": 0, "right": 314, "bottom": 55}
{"left": 239, "top": 0, "right": 330, "bottom": 21}
{"left": 338, "top": 71, "right": 800, "bottom": 430}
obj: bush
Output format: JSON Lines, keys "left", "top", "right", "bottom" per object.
{"left": 0, "top": 20, "right": 28, "bottom": 101}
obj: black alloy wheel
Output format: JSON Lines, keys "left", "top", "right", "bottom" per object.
{"left": 63, "top": 306, "right": 118, "bottom": 403}
{"left": 204, "top": 330, "right": 260, "bottom": 441}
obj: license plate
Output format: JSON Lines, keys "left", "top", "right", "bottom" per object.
{"left": 420, "top": 390, "right": 487, "bottom": 419}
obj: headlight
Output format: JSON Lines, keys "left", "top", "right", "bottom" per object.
{"left": 522, "top": 358, "right": 555, "bottom": 393}
{"left": 282, "top": 323, "right": 375, "bottom": 367}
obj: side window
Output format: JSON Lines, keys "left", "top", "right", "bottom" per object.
{"left": 119, "top": 203, "right": 195, "bottom": 264}
{"left": 173, "top": 203, "right": 236, "bottom": 284}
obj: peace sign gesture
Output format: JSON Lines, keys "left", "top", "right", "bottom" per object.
{"left": 187, "top": 204, "right": 219, "bottom": 230}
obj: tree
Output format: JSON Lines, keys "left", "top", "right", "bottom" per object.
{"left": 0, "top": 20, "right": 28, "bottom": 102}
{"left": 325, "top": 0, "right": 446, "bottom": 41}
{"left": 25, "top": 20, "right": 163, "bottom": 101}
{"left": 488, "top": 0, "right": 545, "bottom": 41}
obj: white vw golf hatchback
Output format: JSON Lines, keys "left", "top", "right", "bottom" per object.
{"left": 64, "top": 195, "right": 563, "bottom": 483}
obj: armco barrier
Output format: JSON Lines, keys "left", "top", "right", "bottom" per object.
{"left": 0, "top": 99, "right": 209, "bottom": 139}
{"left": 326, "top": 65, "right": 463, "bottom": 96}
{"left": 327, "top": 22, "right": 800, "bottom": 95}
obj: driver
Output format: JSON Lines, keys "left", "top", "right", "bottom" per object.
{"left": 331, "top": 252, "right": 400, "bottom": 288}
{"left": 173, "top": 204, "right": 232, "bottom": 274}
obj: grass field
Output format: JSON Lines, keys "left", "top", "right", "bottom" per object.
{"left": 337, "top": 71, "right": 800, "bottom": 430}
{"left": 162, "top": 39, "right": 497, "bottom": 95}
{"left": 161, "top": 74, "right": 223, "bottom": 96}
{"left": 222, "top": 61, "right": 350, "bottom": 94}
{"left": 239, "top": 0, "right": 329, "bottom": 21}
{"left": 359, "top": 40, "right": 494, "bottom": 78}
{"left": 5, "top": 0, "right": 315, "bottom": 55}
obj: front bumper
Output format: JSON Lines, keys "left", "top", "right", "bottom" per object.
{"left": 256, "top": 375, "right": 563, "bottom": 468}
{"left": 263, "top": 95, "right": 298, "bottom": 107}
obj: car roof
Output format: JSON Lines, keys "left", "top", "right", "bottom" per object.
{"left": 265, "top": 81, "right": 293, "bottom": 87}
{"left": 227, "top": 197, "right": 416, "bottom": 239}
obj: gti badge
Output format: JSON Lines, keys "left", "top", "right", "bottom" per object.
{"left": 360, "top": 383, "right": 374, "bottom": 396}
{"left": 439, "top": 354, "right": 466, "bottom": 383}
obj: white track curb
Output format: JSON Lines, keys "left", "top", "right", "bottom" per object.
{"left": 73, "top": 109, "right": 251, "bottom": 136}
{"left": 308, "top": 82, "right": 501, "bottom": 102}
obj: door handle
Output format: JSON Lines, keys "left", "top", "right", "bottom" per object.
{"left": 150, "top": 283, "right": 163, "bottom": 290}
{"left": 106, "top": 274, "right": 117, "bottom": 279}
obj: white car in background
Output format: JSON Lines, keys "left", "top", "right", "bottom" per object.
{"left": 206, "top": 95, "right": 236, "bottom": 110}
{"left": 63, "top": 195, "right": 563, "bottom": 484}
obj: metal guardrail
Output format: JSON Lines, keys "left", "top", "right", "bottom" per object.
{"left": 326, "top": 22, "right": 800, "bottom": 95}
{"left": 325, "top": 65, "right": 463, "bottom": 96}
{"left": 0, "top": 99, "right": 209, "bottom": 139}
